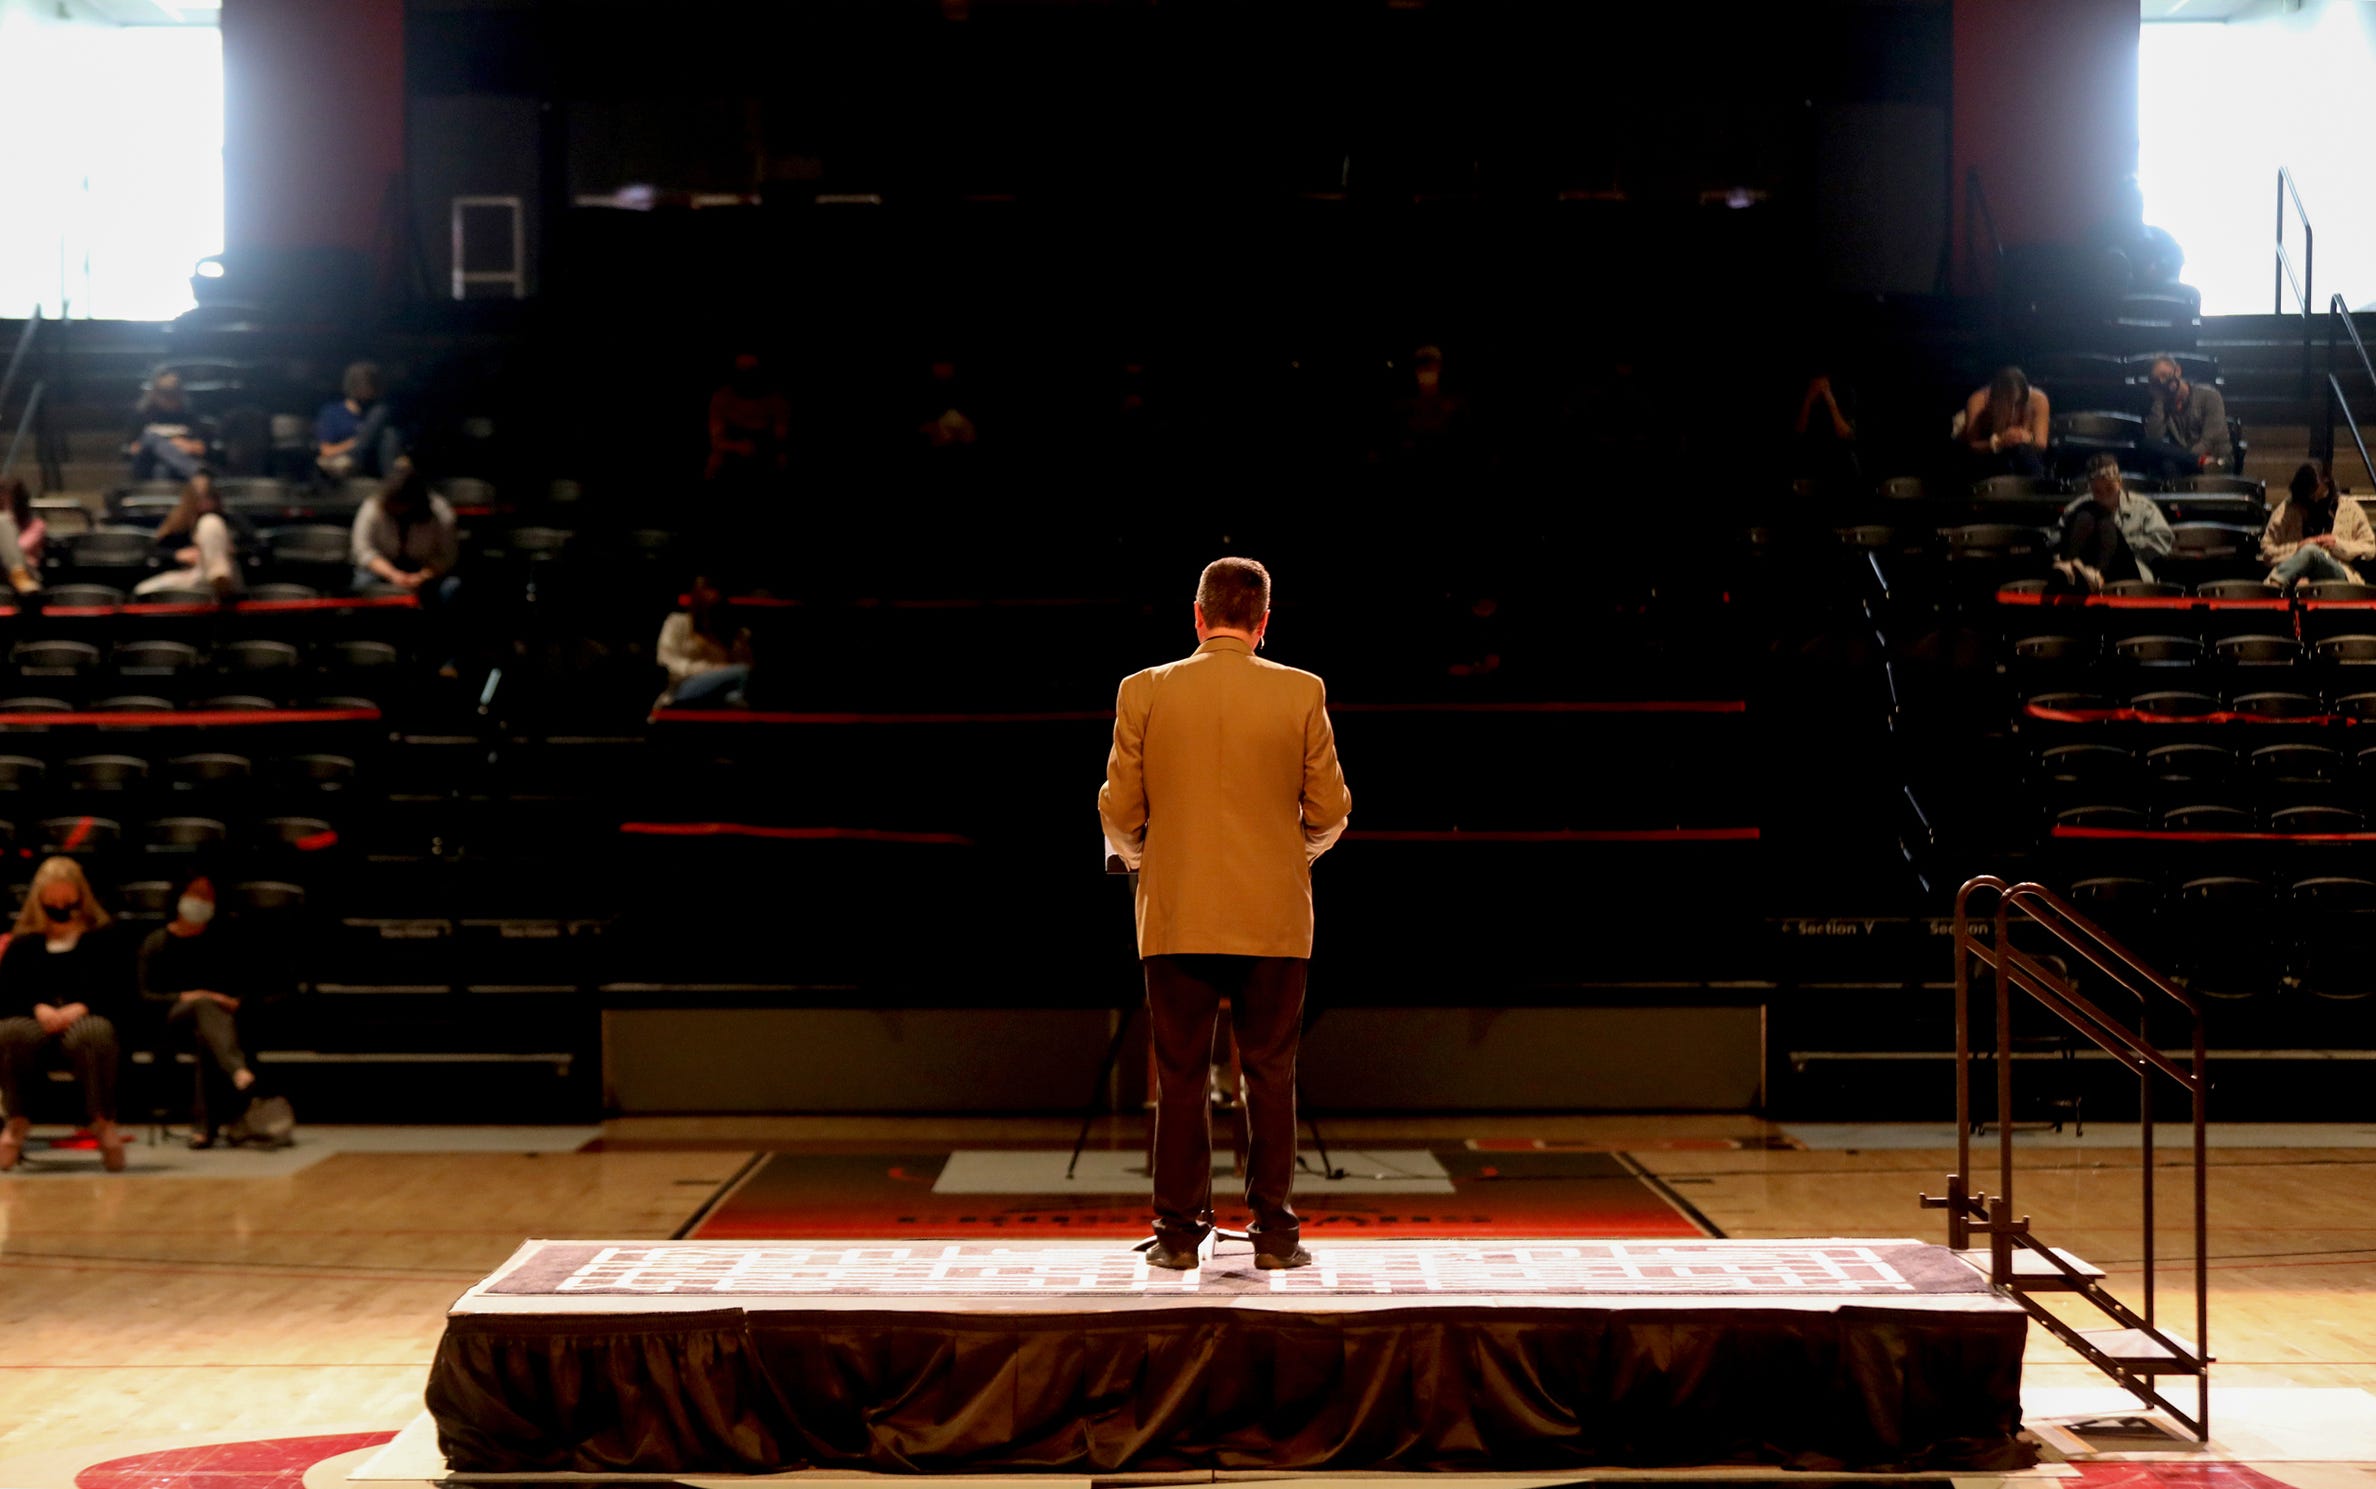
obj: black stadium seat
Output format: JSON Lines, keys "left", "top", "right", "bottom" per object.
{"left": 2293, "top": 878, "right": 2376, "bottom": 999}
{"left": 245, "top": 583, "right": 321, "bottom": 602}
{"left": 91, "top": 695, "right": 175, "bottom": 712}
{"left": 115, "top": 640, "right": 202, "bottom": 676}
{"left": 2147, "top": 743, "right": 2233, "bottom": 789}
{"left": 2274, "top": 804, "right": 2361, "bottom": 835}
{"left": 0, "top": 756, "right": 46, "bottom": 790}
{"left": 13, "top": 640, "right": 99, "bottom": 674}
{"left": 2303, "top": 582, "right": 2376, "bottom": 602}
{"left": 2197, "top": 579, "right": 2272, "bottom": 599}
{"left": 145, "top": 816, "right": 229, "bottom": 852}
{"left": 64, "top": 755, "right": 149, "bottom": 791}
{"left": 2231, "top": 691, "right": 2321, "bottom": 719}
{"left": 2215, "top": 634, "right": 2300, "bottom": 666}
{"left": 168, "top": 753, "right": 253, "bottom": 788}
{"left": 41, "top": 815, "right": 121, "bottom": 854}
{"left": 2164, "top": 803, "right": 2251, "bottom": 832}
{"left": 2103, "top": 580, "right": 2183, "bottom": 598}
{"left": 43, "top": 584, "right": 128, "bottom": 608}
{"left": 217, "top": 639, "right": 301, "bottom": 674}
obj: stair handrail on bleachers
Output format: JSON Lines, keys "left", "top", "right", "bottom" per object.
{"left": 1924, "top": 874, "right": 2211, "bottom": 1440}
{"left": 0, "top": 307, "right": 40, "bottom": 429}
{"left": 1, "top": 379, "right": 46, "bottom": 483}
{"left": 2325, "top": 292, "right": 2376, "bottom": 490}
{"left": 2278, "top": 167, "right": 2315, "bottom": 400}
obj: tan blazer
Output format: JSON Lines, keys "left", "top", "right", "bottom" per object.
{"left": 1098, "top": 636, "right": 1351, "bottom": 959}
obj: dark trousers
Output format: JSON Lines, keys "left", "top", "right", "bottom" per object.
{"left": 168, "top": 997, "right": 258, "bottom": 1133}
{"left": 1143, "top": 954, "right": 1306, "bottom": 1253}
{"left": 0, "top": 1014, "right": 119, "bottom": 1124}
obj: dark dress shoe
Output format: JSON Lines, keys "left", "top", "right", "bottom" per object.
{"left": 1255, "top": 1245, "right": 1314, "bottom": 1270}
{"left": 1143, "top": 1241, "right": 1202, "bottom": 1271}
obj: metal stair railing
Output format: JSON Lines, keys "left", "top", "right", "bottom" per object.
{"left": 1921, "top": 875, "right": 2211, "bottom": 1440}
{"left": 2280, "top": 167, "right": 2315, "bottom": 402}
{"left": 2324, "top": 292, "right": 2376, "bottom": 491}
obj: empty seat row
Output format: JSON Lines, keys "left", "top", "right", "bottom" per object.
{"left": 2013, "top": 634, "right": 2376, "bottom": 667}
{"left": 0, "top": 694, "right": 382, "bottom": 718}
{"left": 9, "top": 639, "right": 402, "bottom": 675}
{"left": 2055, "top": 802, "right": 2367, "bottom": 834}
{"left": 2067, "top": 873, "right": 2376, "bottom": 1001}
{"left": 2025, "top": 689, "right": 2375, "bottom": 719}
{"left": 0, "top": 752, "right": 356, "bottom": 791}
{"left": 0, "top": 814, "right": 339, "bottom": 855}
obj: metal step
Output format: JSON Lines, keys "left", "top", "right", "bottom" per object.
{"left": 1956, "top": 1245, "right": 2105, "bottom": 1289}
{"left": 2075, "top": 1326, "right": 2206, "bottom": 1374}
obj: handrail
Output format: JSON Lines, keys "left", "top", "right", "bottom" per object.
{"left": 1965, "top": 168, "right": 2004, "bottom": 296}
{"left": 2327, "top": 292, "right": 2376, "bottom": 490}
{"left": 2280, "top": 169, "right": 2316, "bottom": 398}
{"left": 0, "top": 379, "right": 42, "bottom": 482}
{"left": 1944, "top": 874, "right": 2210, "bottom": 1439}
{"left": 0, "top": 308, "right": 39, "bottom": 429}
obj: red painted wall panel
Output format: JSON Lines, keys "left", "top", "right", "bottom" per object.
{"left": 221, "top": 0, "right": 406, "bottom": 256}
{"left": 1951, "top": 0, "right": 2138, "bottom": 287}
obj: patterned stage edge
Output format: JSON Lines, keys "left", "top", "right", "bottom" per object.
{"left": 428, "top": 1236, "right": 2033, "bottom": 1476}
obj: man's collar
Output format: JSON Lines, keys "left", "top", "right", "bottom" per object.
{"left": 1196, "top": 635, "right": 1254, "bottom": 655}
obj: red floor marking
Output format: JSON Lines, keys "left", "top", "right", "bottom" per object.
{"left": 2068, "top": 1463, "right": 2301, "bottom": 1489}
{"left": 75, "top": 1431, "right": 393, "bottom": 1489}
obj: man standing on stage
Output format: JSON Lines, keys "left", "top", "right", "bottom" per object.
{"left": 1098, "top": 557, "right": 1352, "bottom": 1272}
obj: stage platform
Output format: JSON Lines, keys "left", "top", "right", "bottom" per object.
{"left": 424, "top": 1237, "right": 2032, "bottom": 1477}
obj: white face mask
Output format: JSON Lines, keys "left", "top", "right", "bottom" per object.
{"left": 178, "top": 897, "right": 215, "bottom": 926}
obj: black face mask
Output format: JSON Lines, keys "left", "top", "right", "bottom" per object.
{"left": 41, "top": 902, "right": 76, "bottom": 923}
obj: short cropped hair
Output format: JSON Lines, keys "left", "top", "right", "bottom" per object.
{"left": 342, "top": 361, "right": 383, "bottom": 402}
{"left": 2086, "top": 452, "right": 2121, "bottom": 479}
{"left": 1197, "top": 556, "right": 1270, "bottom": 632}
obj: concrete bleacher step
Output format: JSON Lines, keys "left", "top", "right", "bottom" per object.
{"left": 1954, "top": 1245, "right": 2105, "bottom": 1289}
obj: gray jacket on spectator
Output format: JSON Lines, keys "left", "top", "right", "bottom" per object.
{"left": 2143, "top": 382, "right": 2232, "bottom": 469}
{"left": 350, "top": 493, "right": 459, "bottom": 574}
{"left": 2059, "top": 490, "right": 2176, "bottom": 582}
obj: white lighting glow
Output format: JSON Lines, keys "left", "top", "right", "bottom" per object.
{"left": 0, "top": 9, "right": 223, "bottom": 321}
{"left": 2140, "top": 5, "right": 2376, "bottom": 315}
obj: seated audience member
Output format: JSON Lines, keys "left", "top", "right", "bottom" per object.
{"left": 915, "top": 357, "right": 980, "bottom": 451}
{"left": 2139, "top": 357, "right": 2233, "bottom": 476}
{"left": 138, "top": 871, "right": 293, "bottom": 1149}
{"left": 705, "top": 352, "right": 792, "bottom": 486}
{"left": 134, "top": 471, "right": 254, "bottom": 597}
{"left": 2052, "top": 452, "right": 2174, "bottom": 592}
{"left": 315, "top": 361, "right": 405, "bottom": 481}
{"left": 656, "top": 575, "right": 754, "bottom": 709}
{"left": 351, "top": 465, "right": 460, "bottom": 606}
{"left": 1384, "top": 344, "right": 1473, "bottom": 469}
{"left": 0, "top": 858, "right": 131, "bottom": 1172}
{"left": 1791, "top": 367, "right": 1860, "bottom": 493}
{"left": 1961, "top": 366, "right": 2051, "bottom": 479}
{"left": 0, "top": 475, "right": 44, "bottom": 597}
{"left": 2262, "top": 460, "right": 2371, "bottom": 590}
{"left": 124, "top": 369, "right": 212, "bottom": 482}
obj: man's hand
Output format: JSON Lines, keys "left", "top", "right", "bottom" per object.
{"left": 395, "top": 570, "right": 428, "bottom": 591}
{"left": 173, "top": 437, "right": 207, "bottom": 457}
{"left": 33, "top": 1003, "right": 66, "bottom": 1035}
{"left": 208, "top": 992, "right": 240, "bottom": 1012}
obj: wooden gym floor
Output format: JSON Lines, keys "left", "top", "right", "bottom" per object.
{"left": 4, "top": 1114, "right": 2376, "bottom": 1484}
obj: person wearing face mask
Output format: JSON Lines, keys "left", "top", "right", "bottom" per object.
{"left": 2138, "top": 357, "right": 2233, "bottom": 477}
{"left": 2262, "top": 460, "right": 2372, "bottom": 590}
{"left": 0, "top": 857, "right": 132, "bottom": 1171}
{"left": 138, "top": 871, "right": 293, "bottom": 1149}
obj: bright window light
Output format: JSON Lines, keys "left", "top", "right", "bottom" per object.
{"left": 0, "top": 15, "right": 222, "bottom": 322}
{"left": 2141, "top": 6, "right": 2376, "bottom": 316}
